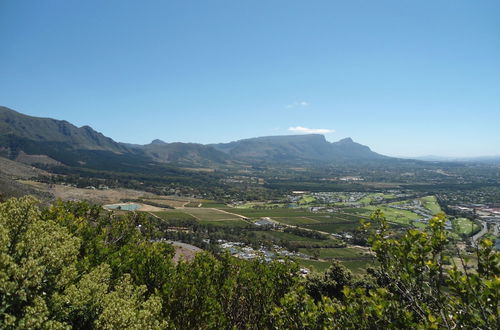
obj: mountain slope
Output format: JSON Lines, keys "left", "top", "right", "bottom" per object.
{"left": 130, "top": 139, "right": 230, "bottom": 166}
{"left": 0, "top": 106, "right": 127, "bottom": 154}
{"left": 211, "top": 134, "right": 386, "bottom": 163}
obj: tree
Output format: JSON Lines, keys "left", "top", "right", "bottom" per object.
{"left": 306, "top": 260, "right": 352, "bottom": 301}
{"left": 274, "top": 210, "right": 499, "bottom": 329}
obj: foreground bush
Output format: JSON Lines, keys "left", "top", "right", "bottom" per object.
{"left": 0, "top": 197, "right": 498, "bottom": 329}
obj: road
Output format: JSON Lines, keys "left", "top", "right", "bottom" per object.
{"left": 471, "top": 220, "right": 488, "bottom": 247}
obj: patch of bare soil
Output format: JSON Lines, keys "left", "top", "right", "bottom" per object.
{"left": 168, "top": 241, "right": 203, "bottom": 263}
{"left": 142, "top": 198, "right": 189, "bottom": 208}
{"left": 19, "top": 181, "right": 158, "bottom": 204}
{"left": 135, "top": 203, "right": 164, "bottom": 211}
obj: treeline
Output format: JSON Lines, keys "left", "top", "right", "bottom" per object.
{"left": 0, "top": 197, "right": 497, "bottom": 329}
{"left": 284, "top": 226, "right": 329, "bottom": 240}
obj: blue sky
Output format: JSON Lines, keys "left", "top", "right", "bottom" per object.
{"left": 1, "top": 0, "right": 499, "bottom": 157}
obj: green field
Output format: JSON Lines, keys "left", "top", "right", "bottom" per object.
{"left": 151, "top": 208, "right": 249, "bottom": 227}
{"left": 420, "top": 196, "right": 442, "bottom": 214}
{"left": 298, "top": 195, "right": 316, "bottom": 205}
{"left": 185, "top": 202, "right": 201, "bottom": 207}
{"left": 221, "top": 208, "right": 323, "bottom": 218}
{"left": 150, "top": 211, "right": 197, "bottom": 221}
{"left": 233, "top": 202, "right": 265, "bottom": 209}
{"left": 307, "top": 213, "right": 363, "bottom": 222}
{"left": 201, "top": 219, "right": 249, "bottom": 227}
{"left": 341, "top": 260, "right": 375, "bottom": 274}
{"left": 357, "top": 193, "right": 397, "bottom": 206}
{"left": 273, "top": 217, "right": 320, "bottom": 225}
{"left": 233, "top": 202, "right": 288, "bottom": 209}
{"left": 182, "top": 207, "right": 243, "bottom": 221}
{"left": 299, "top": 247, "right": 368, "bottom": 259}
{"left": 249, "top": 231, "right": 342, "bottom": 248}
{"left": 253, "top": 230, "right": 321, "bottom": 242}
{"left": 200, "top": 202, "right": 228, "bottom": 208}
{"left": 298, "top": 247, "right": 374, "bottom": 274}
{"left": 304, "top": 222, "right": 360, "bottom": 233}
{"left": 453, "top": 217, "right": 480, "bottom": 236}
{"left": 260, "top": 211, "right": 365, "bottom": 234}
{"left": 294, "top": 258, "right": 332, "bottom": 273}
{"left": 360, "top": 206, "right": 420, "bottom": 225}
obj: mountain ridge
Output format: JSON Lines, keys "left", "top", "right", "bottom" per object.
{"left": 210, "top": 134, "right": 386, "bottom": 163}
{"left": 0, "top": 106, "right": 389, "bottom": 167}
{"left": 0, "top": 106, "right": 127, "bottom": 154}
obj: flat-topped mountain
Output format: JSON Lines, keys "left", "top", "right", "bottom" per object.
{"left": 211, "top": 134, "right": 386, "bottom": 163}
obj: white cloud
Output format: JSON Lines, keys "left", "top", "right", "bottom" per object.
{"left": 286, "top": 101, "right": 310, "bottom": 109}
{"left": 288, "top": 126, "right": 335, "bottom": 134}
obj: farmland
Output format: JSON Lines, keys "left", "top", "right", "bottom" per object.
{"left": 115, "top": 190, "right": 486, "bottom": 275}
{"left": 299, "top": 247, "right": 370, "bottom": 259}
{"left": 181, "top": 207, "right": 243, "bottom": 221}
{"left": 149, "top": 211, "right": 197, "bottom": 222}
{"left": 150, "top": 207, "right": 249, "bottom": 227}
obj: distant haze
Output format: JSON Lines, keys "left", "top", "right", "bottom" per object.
{"left": 1, "top": 1, "right": 499, "bottom": 157}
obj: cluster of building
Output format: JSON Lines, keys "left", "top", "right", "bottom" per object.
{"left": 452, "top": 204, "right": 500, "bottom": 233}
{"left": 220, "top": 176, "right": 265, "bottom": 185}
{"left": 217, "top": 240, "right": 309, "bottom": 263}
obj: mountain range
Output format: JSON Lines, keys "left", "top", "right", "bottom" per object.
{"left": 0, "top": 106, "right": 386, "bottom": 169}
{"left": 411, "top": 155, "right": 500, "bottom": 163}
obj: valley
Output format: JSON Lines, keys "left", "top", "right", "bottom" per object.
{"left": 1, "top": 106, "right": 499, "bottom": 276}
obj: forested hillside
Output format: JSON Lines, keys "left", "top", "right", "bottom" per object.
{"left": 1, "top": 197, "right": 497, "bottom": 329}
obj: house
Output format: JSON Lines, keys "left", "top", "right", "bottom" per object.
{"left": 254, "top": 217, "right": 277, "bottom": 227}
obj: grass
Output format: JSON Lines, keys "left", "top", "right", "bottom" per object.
{"left": 200, "top": 202, "right": 228, "bottom": 208}
{"left": 357, "top": 193, "right": 384, "bottom": 205}
{"left": 453, "top": 217, "right": 480, "bottom": 236}
{"left": 310, "top": 214, "right": 363, "bottom": 223}
{"left": 271, "top": 212, "right": 365, "bottom": 234}
{"left": 221, "top": 208, "right": 323, "bottom": 218}
{"left": 295, "top": 257, "right": 373, "bottom": 274}
{"left": 304, "top": 223, "right": 360, "bottom": 233}
{"left": 299, "top": 247, "right": 368, "bottom": 259}
{"left": 141, "top": 198, "right": 187, "bottom": 208}
{"left": 361, "top": 206, "right": 420, "bottom": 225}
{"left": 150, "top": 211, "right": 197, "bottom": 221}
{"left": 233, "top": 202, "right": 265, "bottom": 209}
{"left": 294, "top": 258, "right": 332, "bottom": 273}
{"left": 151, "top": 210, "right": 248, "bottom": 227}
{"left": 201, "top": 219, "right": 249, "bottom": 227}
{"left": 420, "top": 196, "right": 442, "bottom": 215}
{"left": 182, "top": 207, "right": 242, "bottom": 221}
{"left": 249, "top": 231, "right": 342, "bottom": 248}
{"left": 342, "top": 260, "right": 374, "bottom": 274}
{"left": 251, "top": 231, "right": 326, "bottom": 242}
{"left": 273, "top": 217, "right": 320, "bottom": 225}
{"left": 298, "top": 195, "right": 316, "bottom": 205}
{"left": 412, "top": 221, "right": 427, "bottom": 229}
{"left": 298, "top": 246, "right": 374, "bottom": 274}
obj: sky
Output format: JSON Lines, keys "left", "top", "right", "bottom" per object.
{"left": 1, "top": 0, "right": 499, "bottom": 157}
